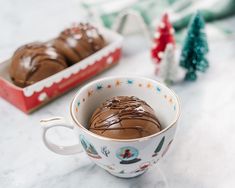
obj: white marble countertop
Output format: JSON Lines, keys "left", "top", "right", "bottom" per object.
{"left": 1, "top": 0, "right": 235, "bottom": 187}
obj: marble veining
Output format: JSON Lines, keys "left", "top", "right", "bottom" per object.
{"left": 1, "top": 0, "right": 235, "bottom": 187}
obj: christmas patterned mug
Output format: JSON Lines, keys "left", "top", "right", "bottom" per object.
{"left": 40, "top": 76, "right": 180, "bottom": 178}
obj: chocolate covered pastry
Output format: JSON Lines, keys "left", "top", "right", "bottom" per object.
{"left": 52, "top": 23, "right": 106, "bottom": 65}
{"left": 89, "top": 96, "right": 161, "bottom": 139}
{"left": 10, "top": 42, "right": 67, "bottom": 87}
{"left": 9, "top": 23, "right": 106, "bottom": 87}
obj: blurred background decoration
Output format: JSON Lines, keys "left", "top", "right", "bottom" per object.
{"left": 81, "top": 0, "right": 235, "bottom": 41}
{"left": 79, "top": 0, "right": 235, "bottom": 83}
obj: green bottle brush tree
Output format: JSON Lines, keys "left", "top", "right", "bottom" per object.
{"left": 180, "top": 11, "right": 209, "bottom": 81}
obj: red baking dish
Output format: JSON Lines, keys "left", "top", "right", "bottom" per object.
{"left": 0, "top": 27, "right": 123, "bottom": 113}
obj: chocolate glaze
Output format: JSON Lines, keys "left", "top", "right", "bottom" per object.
{"left": 9, "top": 42, "right": 67, "bottom": 87}
{"left": 52, "top": 23, "right": 106, "bottom": 65}
{"left": 89, "top": 96, "right": 161, "bottom": 139}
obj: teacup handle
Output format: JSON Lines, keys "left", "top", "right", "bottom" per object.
{"left": 40, "top": 117, "right": 83, "bottom": 155}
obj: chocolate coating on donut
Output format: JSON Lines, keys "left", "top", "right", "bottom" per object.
{"left": 89, "top": 96, "right": 161, "bottom": 139}
{"left": 10, "top": 42, "right": 67, "bottom": 87}
{"left": 52, "top": 23, "right": 106, "bottom": 65}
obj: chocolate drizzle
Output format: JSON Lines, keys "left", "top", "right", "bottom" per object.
{"left": 9, "top": 23, "right": 106, "bottom": 87}
{"left": 89, "top": 96, "right": 161, "bottom": 139}
{"left": 10, "top": 42, "right": 67, "bottom": 87}
{"left": 53, "top": 23, "right": 106, "bottom": 65}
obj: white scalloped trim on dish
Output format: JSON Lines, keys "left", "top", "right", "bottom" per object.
{"left": 23, "top": 28, "right": 123, "bottom": 97}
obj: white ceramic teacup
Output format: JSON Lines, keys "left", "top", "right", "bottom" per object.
{"left": 41, "top": 76, "right": 180, "bottom": 178}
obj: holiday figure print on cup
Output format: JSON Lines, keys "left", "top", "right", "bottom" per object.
{"left": 41, "top": 76, "right": 180, "bottom": 178}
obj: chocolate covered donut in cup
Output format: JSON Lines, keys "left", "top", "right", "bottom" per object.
{"left": 89, "top": 96, "right": 162, "bottom": 139}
